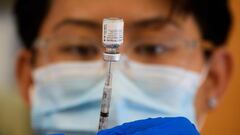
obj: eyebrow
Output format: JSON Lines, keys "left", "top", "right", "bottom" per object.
{"left": 133, "top": 16, "right": 179, "bottom": 29}
{"left": 53, "top": 16, "right": 179, "bottom": 32}
{"left": 54, "top": 19, "right": 100, "bottom": 31}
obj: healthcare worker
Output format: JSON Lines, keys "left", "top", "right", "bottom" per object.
{"left": 14, "top": 0, "right": 232, "bottom": 134}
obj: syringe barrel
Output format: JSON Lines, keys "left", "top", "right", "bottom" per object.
{"left": 98, "top": 63, "right": 112, "bottom": 131}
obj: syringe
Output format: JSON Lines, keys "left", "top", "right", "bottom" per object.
{"left": 98, "top": 18, "right": 124, "bottom": 131}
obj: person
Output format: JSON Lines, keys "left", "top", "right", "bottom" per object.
{"left": 14, "top": 0, "right": 232, "bottom": 134}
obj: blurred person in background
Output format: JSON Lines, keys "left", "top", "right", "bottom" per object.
{"left": 13, "top": 0, "right": 232, "bottom": 134}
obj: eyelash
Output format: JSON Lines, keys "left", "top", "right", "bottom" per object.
{"left": 59, "top": 44, "right": 100, "bottom": 56}
{"left": 133, "top": 43, "right": 172, "bottom": 55}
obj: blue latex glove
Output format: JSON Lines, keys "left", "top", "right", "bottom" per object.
{"left": 97, "top": 117, "right": 200, "bottom": 135}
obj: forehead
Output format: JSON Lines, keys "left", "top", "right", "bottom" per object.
{"left": 40, "top": 0, "right": 174, "bottom": 35}
{"left": 53, "top": 0, "right": 170, "bottom": 20}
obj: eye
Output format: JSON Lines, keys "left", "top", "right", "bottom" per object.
{"left": 59, "top": 43, "right": 101, "bottom": 59}
{"left": 133, "top": 44, "right": 168, "bottom": 56}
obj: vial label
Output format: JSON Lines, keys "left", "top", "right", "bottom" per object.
{"left": 103, "top": 18, "right": 124, "bottom": 45}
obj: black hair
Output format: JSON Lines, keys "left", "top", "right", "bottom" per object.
{"left": 14, "top": 0, "right": 232, "bottom": 49}
{"left": 14, "top": 0, "right": 50, "bottom": 49}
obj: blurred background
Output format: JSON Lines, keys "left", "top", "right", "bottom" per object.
{"left": 0, "top": 0, "right": 239, "bottom": 134}
{"left": 0, "top": 0, "right": 19, "bottom": 92}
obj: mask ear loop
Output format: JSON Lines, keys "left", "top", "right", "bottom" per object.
{"left": 197, "top": 39, "right": 217, "bottom": 90}
{"left": 197, "top": 58, "right": 220, "bottom": 130}
{"left": 28, "top": 85, "right": 34, "bottom": 106}
{"left": 202, "top": 63, "right": 218, "bottom": 109}
{"left": 201, "top": 42, "right": 219, "bottom": 109}
{"left": 198, "top": 64, "right": 210, "bottom": 88}
{"left": 193, "top": 64, "right": 209, "bottom": 130}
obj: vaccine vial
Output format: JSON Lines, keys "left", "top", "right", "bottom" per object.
{"left": 103, "top": 18, "right": 124, "bottom": 48}
{"left": 102, "top": 18, "right": 124, "bottom": 62}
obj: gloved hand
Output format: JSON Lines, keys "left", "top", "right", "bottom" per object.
{"left": 97, "top": 117, "right": 200, "bottom": 135}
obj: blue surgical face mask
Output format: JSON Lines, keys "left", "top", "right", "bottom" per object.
{"left": 31, "top": 58, "right": 205, "bottom": 134}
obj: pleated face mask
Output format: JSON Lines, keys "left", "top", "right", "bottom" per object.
{"left": 30, "top": 58, "right": 205, "bottom": 134}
